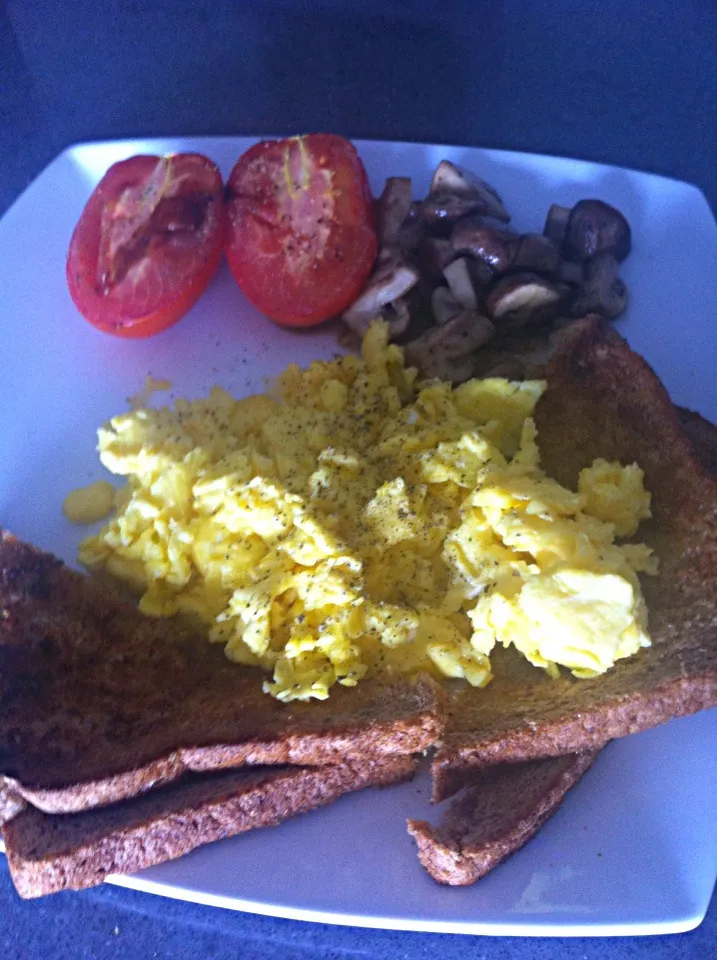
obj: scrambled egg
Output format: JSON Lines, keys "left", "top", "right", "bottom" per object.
{"left": 77, "top": 321, "right": 657, "bottom": 701}
{"left": 63, "top": 480, "right": 116, "bottom": 525}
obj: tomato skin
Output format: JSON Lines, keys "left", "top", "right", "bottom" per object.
{"left": 225, "top": 134, "right": 378, "bottom": 328}
{"left": 66, "top": 154, "right": 225, "bottom": 338}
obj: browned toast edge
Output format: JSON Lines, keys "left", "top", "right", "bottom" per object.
{"left": 409, "top": 750, "right": 599, "bottom": 885}
{"left": 4, "top": 755, "right": 417, "bottom": 899}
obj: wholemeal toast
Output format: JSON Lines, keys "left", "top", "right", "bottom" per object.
{"left": 3, "top": 754, "right": 416, "bottom": 898}
{"left": 0, "top": 532, "right": 445, "bottom": 815}
{"left": 408, "top": 750, "right": 599, "bottom": 885}
{"left": 676, "top": 406, "right": 717, "bottom": 475}
{"left": 432, "top": 317, "right": 717, "bottom": 799}
{"left": 412, "top": 401, "right": 717, "bottom": 884}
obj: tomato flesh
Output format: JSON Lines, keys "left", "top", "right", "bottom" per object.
{"left": 67, "top": 153, "right": 225, "bottom": 338}
{"left": 225, "top": 134, "right": 378, "bottom": 327}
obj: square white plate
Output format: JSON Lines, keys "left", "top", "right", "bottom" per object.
{"left": 1, "top": 137, "right": 716, "bottom": 936}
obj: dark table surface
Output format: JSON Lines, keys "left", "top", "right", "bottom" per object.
{"left": 1, "top": 1, "right": 715, "bottom": 956}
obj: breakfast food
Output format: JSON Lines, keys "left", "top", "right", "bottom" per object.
{"left": 342, "top": 159, "right": 632, "bottom": 383}
{"left": 64, "top": 139, "right": 632, "bottom": 360}
{"left": 0, "top": 530, "right": 444, "bottom": 817}
{"left": 4, "top": 755, "right": 416, "bottom": 898}
{"left": 66, "top": 153, "right": 226, "bottom": 337}
{"left": 408, "top": 750, "right": 599, "bottom": 885}
{"left": 225, "top": 134, "right": 378, "bottom": 327}
{"left": 677, "top": 406, "right": 717, "bottom": 476}
{"left": 432, "top": 317, "right": 717, "bottom": 799}
{"left": 2, "top": 317, "right": 716, "bottom": 900}
{"left": 77, "top": 320, "right": 656, "bottom": 703}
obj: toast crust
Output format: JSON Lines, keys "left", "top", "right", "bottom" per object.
{"left": 409, "top": 751, "right": 598, "bottom": 885}
{"left": 5, "top": 755, "right": 416, "bottom": 898}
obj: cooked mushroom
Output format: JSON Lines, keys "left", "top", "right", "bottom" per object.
{"left": 569, "top": 253, "right": 627, "bottom": 320}
{"left": 377, "top": 177, "right": 413, "bottom": 248}
{"left": 342, "top": 253, "right": 419, "bottom": 336}
{"left": 486, "top": 273, "right": 563, "bottom": 329}
{"left": 398, "top": 202, "right": 425, "bottom": 253}
{"left": 430, "top": 160, "right": 510, "bottom": 222}
{"left": 415, "top": 236, "right": 456, "bottom": 282}
{"left": 420, "top": 194, "right": 488, "bottom": 233}
{"left": 472, "top": 348, "right": 526, "bottom": 380}
{"left": 512, "top": 234, "right": 560, "bottom": 277}
{"left": 543, "top": 204, "right": 572, "bottom": 246}
{"left": 563, "top": 199, "right": 631, "bottom": 262}
{"left": 468, "top": 256, "right": 494, "bottom": 289}
{"left": 405, "top": 311, "right": 495, "bottom": 383}
{"left": 481, "top": 357, "right": 527, "bottom": 380}
{"left": 431, "top": 285, "right": 463, "bottom": 325}
{"left": 557, "top": 259, "right": 584, "bottom": 286}
{"left": 393, "top": 284, "right": 436, "bottom": 344}
{"left": 451, "top": 217, "right": 520, "bottom": 274}
{"left": 443, "top": 258, "right": 480, "bottom": 310}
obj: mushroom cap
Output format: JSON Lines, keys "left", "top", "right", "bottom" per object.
{"left": 421, "top": 193, "right": 489, "bottom": 233}
{"left": 377, "top": 177, "right": 413, "bottom": 248}
{"left": 563, "top": 199, "right": 632, "bottom": 262}
{"left": 342, "top": 252, "right": 420, "bottom": 333}
{"left": 512, "top": 234, "right": 561, "bottom": 277}
{"left": 414, "top": 235, "right": 456, "bottom": 282}
{"left": 450, "top": 216, "right": 520, "bottom": 273}
{"left": 543, "top": 204, "right": 571, "bottom": 246}
{"left": 405, "top": 311, "right": 495, "bottom": 383}
{"left": 486, "top": 272, "right": 563, "bottom": 329}
{"left": 569, "top": 253, "right": 627, "bottom": 320}
{"left": 430, "top": 160, "right": 510, "bottom": 222}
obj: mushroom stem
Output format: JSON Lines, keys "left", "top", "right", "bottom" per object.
{"left": 543, "top": 204, "right": 571, "bottom": 246}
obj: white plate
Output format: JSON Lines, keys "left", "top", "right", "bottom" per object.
{"left": 1, "top": 137, "right": 716, "bottom": 936}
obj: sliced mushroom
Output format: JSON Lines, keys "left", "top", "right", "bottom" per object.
{"left": 431, "top": 285, "right": 463, "bottom": 325}
{"left": 543, "top": 204, "right": 571, "bottom": 246}
{"left": 377, "top": 177, "right": 413, "bottom": 248}
{"left": 342, "top": 253, "right": 419, "bottom": 336}
{"left": 415, "top": 236, "right": 456, "bottom": 282}
{"left": 512, "top": 234, "right": 560, "bottom": 277}
{"left": 563, "top": 199, "right": 632, "bottom": 262}
{"left": 405, "top": 312, "right": 495, "bottom": 383}
{"left": 393, "top": 283, "right": 436, "bottom": 344}
{"left": 569, "top": 253, "right": 627, "bottom": 320}
{"left": 486, "top": 273, "right": 563, "bottom": 329}
{"left": 443, "top": 258, "right": 480, "bottom": 310}
{"left": 420, "top": 194, "right": 488, "bottom": 233}
{"left": 398, "top": 202, "right": 425, "bottom": 253}
{"left": 451, "top": 217, "right": 520, "bottom": 274}
{"left": 381, "top": 297, "right": 413, "bottom": 335}
{"left": 430, "top": 160, "right": 510, "bottom": 222}
{"left": 468, "top": 257, "right": 494, "bottom": 289}
{"left": 557, "top": 259, "right": 584, "bottom": 286}
{"left": 553, "top": 281, "right": 575, "bottom": 303}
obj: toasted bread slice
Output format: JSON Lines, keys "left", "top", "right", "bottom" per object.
{"left": 0, "top": 777, "right": 26, "bottom": 825}
{"left": 4, "top": 754, "right": 416, "bottom": 898}
{"left": 676, "top": 406, "right": 717, "bottom": 475}
{"left": 433, "top": 317, "right": 717, "bottom": 800}
{"left": 408, "top": 750, "right": 598, "bottom": 885}
{"left": 0, "top": 533, "right": 444, "bottom": 815}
